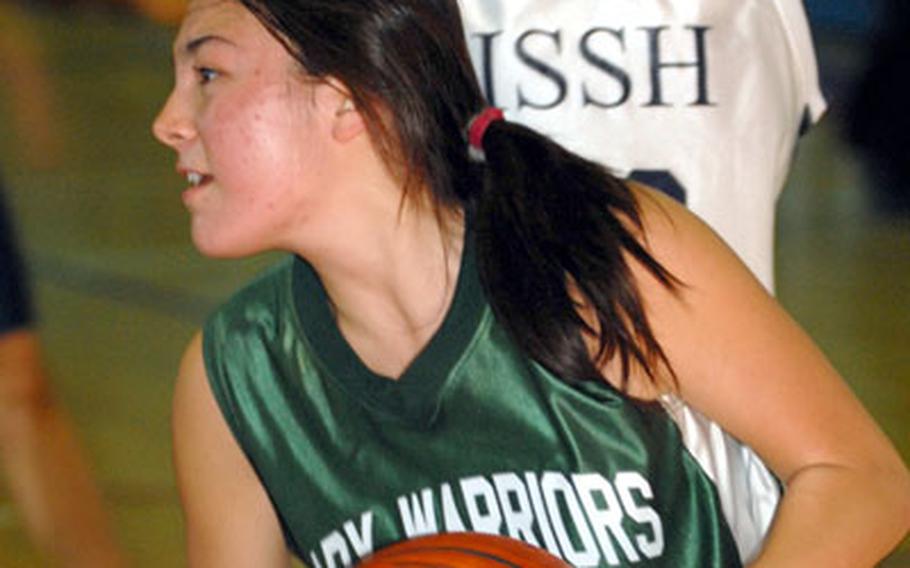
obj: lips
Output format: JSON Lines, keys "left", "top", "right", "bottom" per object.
{"left": 183, "top": 170, "right": 213, "bottom": 188}
{"left": 176, "top": 167, "right": 213, "bottom": 208}
{"left": 176, "top": 164, "right": 213, "bottom": 192}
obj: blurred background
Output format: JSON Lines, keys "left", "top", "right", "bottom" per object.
{"left": 0, "top": 0, "right": 906, "bottom": 565}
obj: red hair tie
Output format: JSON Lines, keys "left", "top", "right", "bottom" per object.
{"left": 467, "top": 107, "right": 504, "bottom": 156}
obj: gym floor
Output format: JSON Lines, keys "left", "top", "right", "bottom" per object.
{"left": 0, "top": 6, "right": 906, "bottom": 567}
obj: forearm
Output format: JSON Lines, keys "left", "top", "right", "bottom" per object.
{"left": 750, "top": 463, "right": 910, "bottom": 567}
{"left": 2, "top": 403, "right": 126, "bottom": 568}
{"left": 0, "top": 332, "right": 126, "bottom": 568}
{"left": 0, "top": 3, "right": 62, "bottom": 168}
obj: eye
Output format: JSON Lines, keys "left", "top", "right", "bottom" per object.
{"left": 194, "top": 66, "right": 220, "bottom": 85}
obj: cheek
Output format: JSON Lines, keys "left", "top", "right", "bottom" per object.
{"left": 205, "top": 100, "right": 302, "bottom": 199}
{"left": 225, "top": 87, "right": 315, "bottom": 164}
{"left": 193, "top": 90, "right": 326, "bottom": 253}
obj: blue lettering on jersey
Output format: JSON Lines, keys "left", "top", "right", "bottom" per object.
{"left": 471, "top": 24, "right": 714, "bottom": 111}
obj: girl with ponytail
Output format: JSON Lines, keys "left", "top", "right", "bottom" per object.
{"left": 153, "top": 0, "right": 909, "bottom": 566}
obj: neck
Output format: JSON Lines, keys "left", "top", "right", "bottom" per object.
{"left": 307, "top": 199, "right": 466, "bottom": 378}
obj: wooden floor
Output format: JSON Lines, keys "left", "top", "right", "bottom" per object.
{"left": 0, "top": 6, "right": 906, "bottom": 567}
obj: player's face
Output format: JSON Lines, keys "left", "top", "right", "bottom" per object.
{"left": 153, "top": 0, "right": 333, "bottom": 258}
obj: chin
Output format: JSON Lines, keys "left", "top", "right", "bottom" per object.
{"left": 191, "top": 229, "right": 262, "bottom": 260}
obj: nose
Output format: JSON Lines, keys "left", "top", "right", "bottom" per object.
{"left": 152, "top": 89, "right": 195, "bottom": 149}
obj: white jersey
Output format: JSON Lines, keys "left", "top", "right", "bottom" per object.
{"left": 460, "top": 0, "right": 826, "bottom": 291}
{"left": 460, "top": 0, "right": 826, "bottom": 563}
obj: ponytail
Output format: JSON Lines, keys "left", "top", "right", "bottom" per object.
{"left": 469, "top": 115, "right": 679, "bottom": 389}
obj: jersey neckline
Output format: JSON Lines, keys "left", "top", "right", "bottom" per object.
{"left": 291, "top": 226, "right": 487, "bottom": 425}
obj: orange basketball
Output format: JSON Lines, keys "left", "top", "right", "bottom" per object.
{"left": 357, "top": 533, "right": 570, "bottom": 567}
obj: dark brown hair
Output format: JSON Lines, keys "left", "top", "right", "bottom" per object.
{"left": 239, "top": 0, "right": 677, "bottom": 388}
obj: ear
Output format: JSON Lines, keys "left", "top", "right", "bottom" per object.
{"left": 322, "top": 78, "right": 365, "bottom": 143}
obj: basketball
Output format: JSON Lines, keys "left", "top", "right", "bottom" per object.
{"left": 357, "top": 533, "right": 570, "bottom": 567}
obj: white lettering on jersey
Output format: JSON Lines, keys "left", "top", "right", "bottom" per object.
{"left": 541, "top": 472, "right": 601, "bottom": 566}
{"left": 319, "top": 530, "right": 351, "bottom": 568}
{"left": 307, "top": 469, "right": 667, "bottom": 567}
{"left": 397, "top": 488, "right": 438, "bottom": 537}
{"left": 441, "top": 482, "right": 467, "bottom": 532}
{"left": 493, "top": 472, "right": 539, "bottom": 545}
{"left": 615, "top": 472, "right": 665, "bottom": 558}
{"left": 525, "top": 471, "right": 562, "bottom": 556}
{"left": 573, "top": 473, "right": 639, "bottom": 565}
{"left": 461, "top": 475, "right": 503, "bottom": 534}
{"left": 343, "top": 512, "right": 375, "bottom": 558}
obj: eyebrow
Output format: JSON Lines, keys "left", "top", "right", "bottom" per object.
{"left": 181, "top": 34, "right": 237, "bottom": 56}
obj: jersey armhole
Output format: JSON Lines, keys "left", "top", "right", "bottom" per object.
{"left": 200, "top": 322, "right": 301, "bottom": 550}
{"left": 200, "top": 323, "right": 249, "bottom": 458}
{"left": 772, "top": 0, "right": 828, "bottom": 127}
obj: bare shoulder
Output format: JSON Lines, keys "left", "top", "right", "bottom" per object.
{"left": 626, "top": 181, "right": 739, "bottom": 284}
{"left": 175, "top": 332, "right": 206, "bottom": 403}
{"left": 172, "top": 332, "right": 289, "bottom": 567}
{"left": 596, "top": 182, "right": 752, "bottom": 400}
{"left": 173, "top": 332, "right": 223, "bottom": 442}
{"left": 623, "top": 181, "right": 773, "bottom": 348}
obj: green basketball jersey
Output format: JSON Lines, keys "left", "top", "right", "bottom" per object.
{"left": 203, "top": 236, "right": 742, "bottom": 567}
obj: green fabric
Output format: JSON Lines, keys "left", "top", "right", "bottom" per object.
{"left": 203, "top": 240, "right": 741, "bottom": 568}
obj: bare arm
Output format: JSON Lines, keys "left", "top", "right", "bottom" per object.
{"left": 173, "top": 332, "right": 290, "bottom": 567}
{"left": 0, "top": 330, "right": 125, "bottom": 568}
{"left": 0, "top": 3, "right": 63, "bottom": 169}
{"left": 618, "top": 185, "right": 910, "bottom": 567}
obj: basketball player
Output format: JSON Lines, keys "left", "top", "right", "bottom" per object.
{"left": 458, "top": 2, "right": 827, "bottom": 560}
{"left": 0, "top": 3, "right": 125, "bottom": 566}
{"left": 153, "top": 1, "right": 910, "bottom": 567}
{"left": 0, "top": 189, "right": 125, "bottom": 567}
